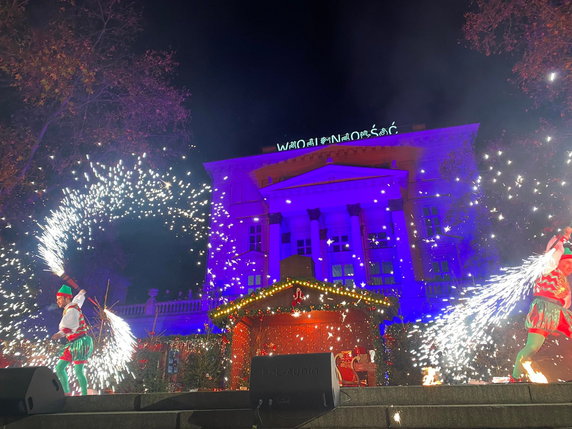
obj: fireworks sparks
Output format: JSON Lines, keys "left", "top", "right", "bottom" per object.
{"left": 38, "top": 156, "right": 211, "bottom": 277}
{"left": 25, "top": 309, "right": 137, "bottom": 393}
{"left": 474, "top": 147, "right": 571, "bottom": 242}
{"left": 0, "top": 242, "right": 44, "bottom": 345}
{"left": 413, "top": 251, "right": 554, "bottom": 382}
{"left": 88, "top": 309, "right": 138, "bottom": 390}
{"left": 2, "top": 155, "right": 211, "bottom": 392}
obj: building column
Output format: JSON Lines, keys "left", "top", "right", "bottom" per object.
{"left": 347, "top": 204, "right": 366, "bottom": 287}
{"left": 307, "top": 208, "right": 322, "bottom": 280}
{"left": 390, "top": 201, "right": 417, "bottom": 306}
{"left": 268, "top": 212, "right": 283, "bottom": 284}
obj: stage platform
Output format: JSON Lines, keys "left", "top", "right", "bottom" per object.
{"left": 1, "top": 383, "right": 572, "bottom": 428}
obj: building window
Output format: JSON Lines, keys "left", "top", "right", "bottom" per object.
{"left": 370, "top": 261, "right": 395, "bottom": 285}
{"left": 330, "top": 235, "right": 350, "bottom": 252}
{"left": 332, "top": 264, "right": 354, "bottom": 286}
{"left": 423, "top": 207, "right": 443, "bottom": 237}
{"left": 426, "top": 282, "right": 453, "bottom": 298}
{"left": 431, "top": 260, "right": 451, "bottom": 281}
{"left": 297, "top": 238, "right": 311, "bottom": 255}
{"left": 281, "top": 232, "right": 291, "bottom": 243}
{"left": 249, "top": 224, "right": 262, "bottom": 251}
{"left": 368, "top": 232, "right": 391, "bottom": 249}
{"left": 248, "top": 274, "right": 262, "bottom": 287}
{"left": 247, "top": 274, "right": 262, "bottom": 293}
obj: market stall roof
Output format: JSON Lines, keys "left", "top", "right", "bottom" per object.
{"left": 209, "top": 278, "right": 398, "bottom": 327}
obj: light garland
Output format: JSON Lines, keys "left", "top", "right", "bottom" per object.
{"left": 210, "top": 278, "right": 393, "bottom": 321}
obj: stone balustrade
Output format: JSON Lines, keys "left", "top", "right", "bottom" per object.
{"left": 114, "top": 299, "right": 203, "bottom": 318}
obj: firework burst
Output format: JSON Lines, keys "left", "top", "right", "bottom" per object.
{"left": 24, "top": 309, "right": 137, "bottom": 392}
{"left": 0, "top": 241, "right": 46, "bottom": 347}
{"left": 38, "top": 156, "right": 211, "bottom": 276}
{"left": 412, "top": 251, "right": 555, "bottom": 382}
{"left": 2, "top": 155, "right": 210, "bottom": 392}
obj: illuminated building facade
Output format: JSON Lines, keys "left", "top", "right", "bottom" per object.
{"left": 203, "top": 123, "right": 490, "bottom": 320}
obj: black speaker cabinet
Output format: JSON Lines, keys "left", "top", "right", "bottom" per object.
{"left": 250, "top": 353, "right": 340, "bottom": 410}
{"left": 0, "top": 367, "right": 65, "bottom": 415}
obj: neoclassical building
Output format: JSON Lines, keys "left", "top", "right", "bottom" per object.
{"left": 202, "top": 123, "right": 489, "bottom": 320}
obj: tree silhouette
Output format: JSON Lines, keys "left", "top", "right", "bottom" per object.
{"left": 0, "top": 0, "right": 191, "bottom": 220}
{"left": 463, "top": 0, "right": 571, "bottom": 258}
{"left": 464, "top": 0, "right": 571, "bottom": 116}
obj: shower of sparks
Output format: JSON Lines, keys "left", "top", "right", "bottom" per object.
{"left": 34, "top": 156, "right": 209, "bottom": 388}
{"left": 92, "top": 309, "right": 137, "bottom": 390}
{"left": 412, "top": 251, "right": 554, "bottom": 382}
{"left": 0, "top": 242, "right": 46, "bottom": 347}
{"left": 38, "top": 156, "right": 211, "bottom": 277}
{"left": 2, "top": 155, "right": 211, "bottom": 391}
{"left": 473, "top": 148, "right": 571, "bottom": 243}
{"left": 25, "top": 309, "right": 137, "bottom": 393}
{"left": 89, "top": 309, "right": 137, "bottom": 390}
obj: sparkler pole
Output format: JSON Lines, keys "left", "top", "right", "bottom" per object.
{"left": 548, "top": 234, "right": 567, "bottom": 251}
{"left": 544, "top": 227, "right": 572, "bottom": 257}
{"left": 98, "top": 279, "right": 112, "bottom": 342}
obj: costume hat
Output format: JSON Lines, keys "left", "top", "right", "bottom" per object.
{"left": 56, "top": 284, "right": 73, "bottom": 298}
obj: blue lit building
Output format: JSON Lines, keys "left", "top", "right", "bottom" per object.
{"left": 203, "top": 123, "right": 489, "bottom": 319}
{"left": 117, "top": 123, "right": 491, "bottom": 336}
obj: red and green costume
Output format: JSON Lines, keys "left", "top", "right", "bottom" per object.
{"left": 512, "top": 238, "right": 572, "bottom": 380}
{"left": 54, "top": 285, "right": 94, "bottom": 395}
{"left": 526, "top": 268, "right": 572, "bottom": 337}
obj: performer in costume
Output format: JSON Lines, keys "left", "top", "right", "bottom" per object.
{"left": 511, "top": 227, "right": 572, "bottom": 381}
{"left": 52, "top": 285, "right": 94, "bottom": 395}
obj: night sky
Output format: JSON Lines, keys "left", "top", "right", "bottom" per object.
{"left": 139, "top": 0, "right": 532, "bottom": 163}
{"left": 47, "top": 1, "right": 539, "bottom": 306}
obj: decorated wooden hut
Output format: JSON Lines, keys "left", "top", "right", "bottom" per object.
{"left": 209, "top": 277, "right": 398, "bottom": 389}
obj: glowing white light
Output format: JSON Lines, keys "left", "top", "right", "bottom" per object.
{"left": 38, "top": 157, "right": 210, "bottom": 278}
{"left": 522, "top": 361, "right": 548, "bottom": 383}
{"left": 415, "top": 252, "right": 554, "bottom": 382}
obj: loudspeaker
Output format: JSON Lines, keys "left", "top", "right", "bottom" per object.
{"left": 0, "top": 367, "right": 65, "bottom": 415}
{"left": 249, "top": 353, "right": 340, "bottom": 410}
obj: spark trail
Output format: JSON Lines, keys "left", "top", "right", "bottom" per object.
{"left": 34, "top": 156, "right": 209, "bottom": 390}
{"left": 0, "top": 242, "right": 45, "bottom": 346}
{"left": 38, "top": 156, "right": 210, "bottom": 277}
{"left": 26, "top": 309, "right": 137, "bottom": 392}
{"left": 2, "top": 155, "right": 210, "bottom": 392}
{"left": 413, "top": 251, "right": 554, "bottom": 382}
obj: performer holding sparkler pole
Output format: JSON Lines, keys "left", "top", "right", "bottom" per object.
{"left": 52, "top": 281, "right": 94, "bottom": 396}
{"left": 511, "top": 226, "right": 572, "bottom": 382}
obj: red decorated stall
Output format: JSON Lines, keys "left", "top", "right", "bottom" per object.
{"left": 210, "top": 279, "right": 397, "bottom": 389}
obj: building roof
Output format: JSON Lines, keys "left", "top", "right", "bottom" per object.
{"left": 203, "top": 123, "right": 480, "bottom": 172}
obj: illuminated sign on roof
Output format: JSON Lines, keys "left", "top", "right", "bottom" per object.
{"left": 276, "top": 122, "right": 398, "bottom": 152}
